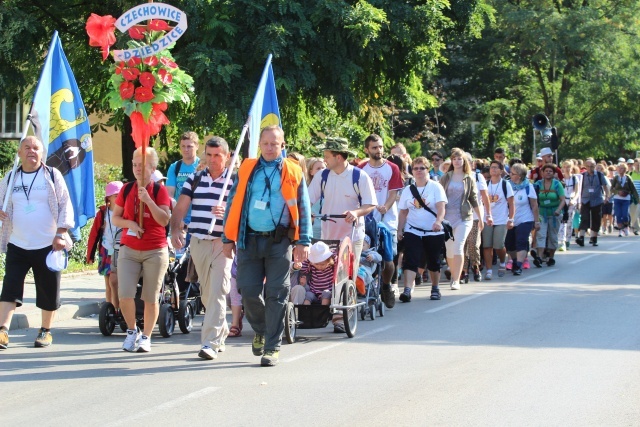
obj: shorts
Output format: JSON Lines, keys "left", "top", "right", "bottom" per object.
{"left": 505, "top": 222, "right": 533, "bottom": 252}
{"left": 0, "top": 243, "right": 61, "bottom": 311}
{"left": 117, "top": 245, "right": 169, "bottom": 303}
{"left": 481, "top": 224, "right": 508, "bottom": 249}
{"left": 402, "top": 232, "right": 445, "bottom": 273}
{"left": 602, "top": 202, "right": 613, "bottom": 215}
{"left": 97, "top": 245, "right": 112, "bottom": 276}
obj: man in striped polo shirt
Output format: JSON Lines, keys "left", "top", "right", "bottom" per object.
{"left": 171, "top": 136, "right": 234, "bottom": 361}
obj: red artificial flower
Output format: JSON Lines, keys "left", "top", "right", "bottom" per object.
{"left": 121, "top": 68, "right": 140, "bottom": 81}
{"left": 85, "top": 14, "right": 116, "bottom": 61}
{"left": 148, "top": 20, "right": 170, "bottom": 31}
{"left": 119, "top": 81, "right": 134, "bottom": 100}
{"left": 143, "top": 56, "right": 158, "bottom": 67}
{"left": 160, "top": 57, "right": 178, "bottom": 69}
{"left": 128, "top": 25, "right": 146, "bottom": 40}
{"left": 134, "top": 86, "right": 155, "bottom": 103}
{"left": 129, "top": 102, "right": 170, "bottom": 148}
{"left": 148, "top": 102, "right": 170, "bottom": 136}
{"left": 139, "top": 72, "right": 156, "bottom": 88}
{"left": 114, "top": 61, "right": 126, "bottom": 75}
{"left": 127, "top": 57, "right": 142, "bottom": 67}
{"left": 157, "top": 68, "right": 173, "bottom": 85}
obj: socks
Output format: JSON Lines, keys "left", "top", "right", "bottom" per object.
{"left": 403, "top": 287, "right": 411, "bottom": 296}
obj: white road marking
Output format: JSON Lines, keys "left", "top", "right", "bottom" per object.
{"left": 569, "top": 254, "right": 599, "bottom": 265}
{"left": 610, "top": 242, "right": 635, "bottom": 251}
{"left": 106, "top": 386, "right": 219, "bottom": 426}
{"left": 282, "top": 324, "right": 395, "bottom": 363}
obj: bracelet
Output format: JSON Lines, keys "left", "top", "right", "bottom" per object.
{"left": 55, "top": 233, "right": 65, "bottom": 239}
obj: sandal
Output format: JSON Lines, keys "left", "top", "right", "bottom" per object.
{"left": 228, "top": 326, "right": 242, "bottom": 337}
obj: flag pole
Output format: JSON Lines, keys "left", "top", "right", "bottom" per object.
{"left": 208, "top": 118, "right": 250, "bottom": 234}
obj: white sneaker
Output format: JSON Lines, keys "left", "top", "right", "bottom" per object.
{"left": 624, "top": 228, "right": 630, "bottom": 236}
{"left": 450, "top": 281, "right": 461, "bottom": 290}
{"left": 122, "top": 329, "right": 140, "bottom": 352}
{"left": 198, "top": 345, "right": 218, "bottom": 360}
{"left": 484, "top": 270, "right": 493, "bottom": 281}
{"left": 137, "top": 335, "right": 151, "bottom": 352}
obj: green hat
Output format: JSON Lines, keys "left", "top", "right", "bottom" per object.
{"left": 319, "top": 137, "right": 357, "bottom": 157}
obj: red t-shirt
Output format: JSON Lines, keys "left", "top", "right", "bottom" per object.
{"left": 115, "top": 182, "right": 171, "bottom": 251}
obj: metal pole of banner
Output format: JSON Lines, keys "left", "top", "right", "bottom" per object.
{"left": 532, "top": 131, "right": 536, "bottom": 165}
{"left": 0, "top": 117, "right": 34, "bottom": 228}
{"left": 208, "top": 118, "right": 250, "bottom": 234}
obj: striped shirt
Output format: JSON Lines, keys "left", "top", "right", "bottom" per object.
{"left": 182, "top": 168, "right": 233, "bottom": 239}
{"left": 300, "top": 253, "right": 336, "bottom": 296}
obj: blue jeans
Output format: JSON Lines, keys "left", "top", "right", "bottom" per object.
{"left": 614, "top": 199, "right": 631, "bottom": 227}
{"left": 236, "top": 235, "right": 292, "bottom": 352}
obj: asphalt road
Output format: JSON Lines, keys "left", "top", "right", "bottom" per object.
{"left": 2, "top": 235, "right": 639, "bottom": 426}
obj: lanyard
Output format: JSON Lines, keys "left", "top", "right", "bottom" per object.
{"left": 20, "top": 167, "right": 41, "bottom": 203}
{"left": 261, "top": 165, "right": 279, "bottom": 200}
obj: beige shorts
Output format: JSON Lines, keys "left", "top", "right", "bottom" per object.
{"left": 117, "top": 245, "right": 169, "bottom": 303}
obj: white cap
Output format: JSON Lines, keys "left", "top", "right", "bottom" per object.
{"left": 151, "top": 170, "right": 166, "bottom": 182}
{"left": 539, "top": 147, "right": 553, "bottom": 157}
{"left": 627, "top": 159, "right": 634, "bottom": 164}
{"left": 617, "top": 157, "right": 626, "bottom": 163}
{"left": 46, "top": 249, "right": 68, "bottom": 272}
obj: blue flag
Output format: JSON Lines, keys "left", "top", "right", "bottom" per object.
{"left": 29, "top": 31, "right": 96, "bottom": 237}
{"left": 248, "top": 55, "right": 281, "bottom": 158}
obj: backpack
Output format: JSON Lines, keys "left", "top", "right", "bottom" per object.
{"left": 122, "top": 181, "right": 169, "bottom": 235}
{"left": 174, "top": 160, "right": 183, "bottom": 181}
{"left": 482, "top": 173, "right": 509, "bottom": 199}
{"left": 319, "top": 167, "right": 362, "bottom": 214}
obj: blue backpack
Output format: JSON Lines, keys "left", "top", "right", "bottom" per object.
{"left": 319, "top": 167, "right": 362, "bottom": 214}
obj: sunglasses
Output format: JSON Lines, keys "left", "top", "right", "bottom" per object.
{"left": 413, "top": 166, "right": 428, "bottom": 171}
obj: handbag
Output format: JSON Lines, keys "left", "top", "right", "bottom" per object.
{"left": 409, "top": 184, "right": 454, "bottom": 241}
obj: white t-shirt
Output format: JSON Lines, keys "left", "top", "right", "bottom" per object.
{"left": 360, "top": 161, "right": 404, "bottom": 230}
{"left": 486, "top": 178, "right": 514, "bottom": 225}
{"left": 10, "top": 168, "right": 56, "bottom": 250}
{"left": 308, "top": 165, "right": 377, "bottom": 242}
{"left": 102, "top": 209, "right": 122, "bottom": 253}
{"left": 398, "top": 180, "right": 447, "bottom": 236}
{"left": 473, "top": 172, "right": 488, "bottom": 221}
{"left": 512, "top": 183, "right": 537, "bottom": 226}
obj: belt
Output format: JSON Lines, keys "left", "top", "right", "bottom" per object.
{"left": 247, "top": 227, "right": 276, "bottom": 237}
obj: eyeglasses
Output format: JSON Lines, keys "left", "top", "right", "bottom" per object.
{"left": 413, "top": 166, "right": 428, "bottom": 171}
{"left": 431, "top": 158, "right": 442, "bottom": 161}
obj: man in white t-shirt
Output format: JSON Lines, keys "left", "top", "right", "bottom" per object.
{"left": 308, "top": 137, "right": 377, "bottom": 319}
{"left": 359, "top": 134, "right": 404, "bottom": 306}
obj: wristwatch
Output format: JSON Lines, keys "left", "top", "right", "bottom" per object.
{"left": 55, "top": 233, "right": 65, "bottom": 239}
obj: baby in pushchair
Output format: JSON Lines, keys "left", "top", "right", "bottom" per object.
{"left": 290, "top": 241, "right": 337, "bottom": 306}
{"left": 356, "top": 234, "right": 382, "bottom": 296}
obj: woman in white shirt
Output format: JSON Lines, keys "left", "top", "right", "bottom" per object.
{"left": 558, "top": 161, "right": 581, "bottom": 250}
{"left": 397, "top": 157, "right": 448, "bottom": 302}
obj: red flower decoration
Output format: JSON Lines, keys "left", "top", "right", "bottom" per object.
{"left": 157, "top": 68, "right": 173, "bottom": 85}
{"left": 121, "top": 68, "right": 140, "bottom": 81}
{"left": 85, "top": 14, "right": 116, "bottom": 61}
{"left": 148, "top": 102, "right": 170, "bottom": 136}
{"left": 160, "top": 57, "right": 178, "bottom": 69}
{"left": 148, "top": 20, "right": 170, "bottom": 31}
{"left": 134, "top": 86, "right": 155, "bottom": 103}
{"left": 139, "top": 72, "right": 156, "bottom": 88}
{"left": 119, "top": 81, "right": 134, "bottom": 100}
{"left": 143, "top": 56, "right": 158, "bottom": 67}
{"left": 130, "top": 102, "right": 170, "bottom": 148}
{"left": 127, "top": 57, "right": 142, "bottom": 67}
{"left": 128, "top": 25, "right": 146, "bottom": 40}
{"left": 114, "top": 61, "right": 126, "bottom": 75}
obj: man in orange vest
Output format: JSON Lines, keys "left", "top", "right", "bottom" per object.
{"left": 222, "top": 125, "right": 311, "bottom": 367}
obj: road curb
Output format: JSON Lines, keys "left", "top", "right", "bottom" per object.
{"left": 10, "top": 300, "right": 101, "bottom": 330}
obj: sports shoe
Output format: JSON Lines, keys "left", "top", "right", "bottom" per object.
{"left": 414, "top": 275, "right": 422, "bottom": 286}
{"left": 498, "top": 264, "right": 506, "bottom": 277}
{"left": 512, "top": 265, "right": 523, "bottom": 276}
{"left": 252, "top": 334, "right": 265, "bottom": 356}
{"left": 399, "top": 292, "right": 411, "bottom": 303}
{"left": 624, "top": 228, "right": 630, "bottom": 236}
{"left": 122, "top": 328, "right": 141, "bottom": 352}
{"left": 382, "top": 288, "right": 396, "bottom": 309}
{"left": 634, "top": 230, "right": 639, "bottom": 236}
{"left": 450, "top": 281, "right": 460, "bottom": 290}
{"left": 608, "top": 225, "right": 613, "bottom": 234}
{"left": 484, "top": 270, "right": 493, "bottom": 280}
{"left": 522, "top": 258, "right": 531, "bottom": 269}
{"left": 198, "top": 345, "right": 217, "bottom": 360}
{"left": 137, "top": 335, "right": 151, "bottom": 352}
{"left": 619, "top": 230, "right": 623, "bottom": 237}
{"left": 506, "top": 260, "right": 513, "bottom": 270}
{"left": 34, "top": 329, "right": 52, "bottom": 348}
{"left": 472, "top": 267, "right": 481, "bottom": 282}
{"left": 530, "top": 250, "right": 542, "bottom": 268}
{"left": 558, "top": 243, "right": 566, "bottom": 252}
{"left": 444, "top": 269, "right": 452, "bottom": 280}
{"left": 566, "top": 241, "right": 571, "bottom": 250}
{"left": 0, "top": 329, "right": 8, "bottom": 349}
{"left": 575, "top": 236, "right": 585, "bottom": 247}
{"left": 430, "top": 288, "right": 441, "bottom": 300}
{"left": 547, "top": 258, "right": 556, "bottom": 266}
{"left": 261, "top": 350, "right": 280, "bottom": 366}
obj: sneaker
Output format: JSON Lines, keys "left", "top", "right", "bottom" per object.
{"left": 566, "top": 241, "right": 571, "bottom": 250}
{"left": 450, "top": 281, "right": 460, "bottom": 290}
{"left": 530, "top": 250, "right": 542, "bottom": 268}
{"left": 498, "top": 264, "right": 506, "bottom": 277}
{"left": 252, "top": 334, "right": 265, "bottom": 356}
{"left": 414, "top": 275, "right": 422, "bottom": 286}
{"left": 522, "top": 258, "right": 531, "bottom": 269}
{"left": 547, "top": 258, "right": 556, "bottom": 266}
{"left": 484, "top": 270, "right": 493, "bottom": 280}
{"left": 382, "top": 288, "right": 396, "bottom": 309}
{"left": 137, "top": 335, "right": 151, "bottom": 352}
{"left": 512, "top": 266, "right": 523, "bottom": 276}
{"left": 122, "top": 329, "right": 140, "bottom": 352}
{"left": 634, "top": 230, "right": 639, "bottom": 236}
{"left": 506, "top": 260, "right": 513, "bottom": 270}
{"left": 444, "top": 269, "right": 452, "bottom": 280}
{"left": 261, "top": 350, "right": 280, "bottom": 366}
{"left": 34, "top": 329, "right": 52, "bottom": 348}
{"left": 624, "top": 228, "right": 630, "bottom": 236}
{"left": 430, "top": 288, "right": 441, "bottom": 300}
{"left": 399, "top": 292, "right": 411, "bottom": 303}
{"left": 608, "top": 225, "right": 613, "bottom": 234}
{"left": 619, "top": 231, "right": 623, "bottom": 237}
{"left": 333, "top": 322, "right": 346, "bottom": 333}
{"left": 198, "top": 345, "right": 217, "bottom": 360}
{"left": 558, "top": 243, "right": 566, "bottom": 252}
{"left": 575, "top": 236, "right": 584, "bottom": 247}
{"left": 0, "top": 329, "right": 8, "bottom": 349}
{"left": 472, "top": 267, "right": 481, "bottom": 282}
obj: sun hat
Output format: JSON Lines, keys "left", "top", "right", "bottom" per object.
{"left": 617, "top": 157, "right": 626, "bottom": 163}
{"left": 308, "top": 241, "right": 333, "bottom": 264}
{"left": 539, "top": 147, "right": 553, "bottom": 156}
{"left": 151, "top": 170, "right": 166, "bottom": 182}
{"left": 627, "top": 158, "right": 634, "bottom": 164}
{"left": 105, "top": 181, "right": 124, "bottom": 198}
{"left": 318, "top": 137, "right": 357, "bottom": 157}
{"left": 46, "top": 249, "right": 68, "bottom": 272}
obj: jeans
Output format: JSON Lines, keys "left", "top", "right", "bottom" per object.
{"left": 613, "top": 199, "right": 631, "bottom": 227}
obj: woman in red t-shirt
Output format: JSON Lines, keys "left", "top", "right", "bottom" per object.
{"left": 112, "top": 147, "right": 171, "bottom": 353}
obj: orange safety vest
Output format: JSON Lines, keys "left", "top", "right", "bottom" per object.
{"left": 224, "top": 157, "right": 302, "bottom": 242}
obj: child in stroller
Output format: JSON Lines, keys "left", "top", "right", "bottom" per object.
{"left": 290, "top": 241, "right": 337, "bottom": 306}
{"left": 356, "top": 234, "right": 382, "bottom": 296}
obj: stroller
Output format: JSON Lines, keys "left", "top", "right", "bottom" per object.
{"left": 357, "top": 215, "right": 386, "bottom": 321}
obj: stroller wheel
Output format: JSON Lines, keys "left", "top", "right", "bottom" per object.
{"left": 178, "top": 300, "right": 193, "bottom": 334}
{"left": 360, "top": 305, "right": 366, "bottom": 321}
{"left": 98, "top": 302, "right": 116, "bottom": 336}
{"left": 368, "top": 300, "right": 376, "bottom": 321}
{"left": 158, "top": 303, "right": 175, "bottom": 338}
{"left": 377, "top": 298, "right": 385, "bottom": 317}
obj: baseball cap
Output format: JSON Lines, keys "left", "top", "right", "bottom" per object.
{"left": 151, "top": 170, "right": 166, "bottom": 183}
{"left": 46, "top": 249, "right": 68, "bottom": 272}
{"left": 539, "top": 147, "right": 553, "bottom": 156}
{"left": 617, "top": 157, "right": 626, "bottom": 163}
{"left": 627, "top": 159, "right": 635, "bottom": 164}
{"left": 105, "top": 181, "right": 123, "bottom": 198}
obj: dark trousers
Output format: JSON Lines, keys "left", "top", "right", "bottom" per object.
{"left": 236, "top": 235, "right": 292, "bottom": 351}
{"left": 579, "top": 203, "right": 602, "bottom": 233}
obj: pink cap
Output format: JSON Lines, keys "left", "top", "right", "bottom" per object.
{"left": 105, "top": 181, "right": 123, "bottom": 197}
